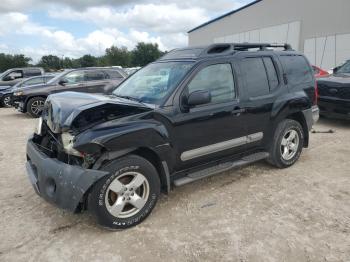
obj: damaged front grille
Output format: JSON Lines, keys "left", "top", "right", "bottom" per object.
{"left": 33, "top": 122, "right": 83, "bottom": 166}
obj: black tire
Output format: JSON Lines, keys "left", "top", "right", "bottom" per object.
{"left": 88, "top": 155, "right": 160, "bottom": 230}
{"left": 1, "top": 94, "right": 12, "bottom": 108}
{"left": 267, "top": 119, "right": 304, "bottom": 168}
{"left": 26, "top": 97, "right": 45, "bottom": 118}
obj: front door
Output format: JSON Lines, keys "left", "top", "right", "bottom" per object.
{"left": 55, "top": 70, "right": 85, "bottom": 93}
{"left": 171, "top": 61, "right": 252, "bottom": 170}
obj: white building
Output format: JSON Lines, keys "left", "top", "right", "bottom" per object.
{"left": 188, "top": 0, "right": 350, "bottom": 70}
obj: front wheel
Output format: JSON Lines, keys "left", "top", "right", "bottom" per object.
{"left": 1, "top": 94, "right": 12, "bottom": 108}
{"left": 267, "top": 119, "right": 304, "bottom": 168}
{"left": 26, "top": 97, "right": 45, "bottom": 118}
{"left": 88, "top": 155, "right": 160, "bottom": 230}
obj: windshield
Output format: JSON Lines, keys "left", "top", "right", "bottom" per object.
{"left": 113, "top": 61, "right": 194, "bottom": 105}
{"left": 337, "top": 61, "right": 350, "bottom": 74}
{"left": 0, "top": 69, "right": 12, "bottom": 79}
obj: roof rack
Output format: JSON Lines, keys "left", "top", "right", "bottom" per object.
{"left": 202, "top": 43, "right": 293, "bottom": 56}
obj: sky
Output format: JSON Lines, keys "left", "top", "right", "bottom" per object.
{"left": 0, "top": 0, "right": 252, "bottom": 62}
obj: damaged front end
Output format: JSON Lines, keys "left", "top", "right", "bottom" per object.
{"left": 26, "top": 92, "right": 153, "bottom": 212}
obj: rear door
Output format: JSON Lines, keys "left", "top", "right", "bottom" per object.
{"left": 84, "top": 70, "right": 108, "bottom": 93}
{"left": 235, "top": 53, "right": 283, "bottom": 149}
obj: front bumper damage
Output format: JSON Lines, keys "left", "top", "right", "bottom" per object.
{"left": 26, "top": 138, "right": 109, "bottom": 212}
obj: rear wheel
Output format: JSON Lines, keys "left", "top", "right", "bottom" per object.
{"left": 267, "top": 119, "right": 304, "bottom": 168}
{"left": 27, "top": 97, "right": 45, "bottom": 118}
{"left": 88, "top": 155, "right": 160, "bottom": 230}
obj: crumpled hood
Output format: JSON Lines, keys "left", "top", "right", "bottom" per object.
{"left": 42, "top": 92, "right": 153, "bottom": 134}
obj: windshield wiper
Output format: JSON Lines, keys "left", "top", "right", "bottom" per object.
{"left": 113, "top": 94, "right": 146, "bottom": 104}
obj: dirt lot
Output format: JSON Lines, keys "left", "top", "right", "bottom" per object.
{"left": 0, "top": 108, "right": 349, "bottom": 262}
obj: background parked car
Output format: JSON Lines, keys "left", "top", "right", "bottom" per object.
{"left": 312, "top": 65, "right": 330, "bottom": 78}
{"left": 124, "top": 67, "right": 141, "bottom": 75}
{"left": 0, "top": 67, "right": 44, "bottom": 87}
{"left": 0, "top": 74, "right": 56, "bottom": 107}
{"left": 317, "top": 59, "right": 350, "bottom": 120}
{"left": 12, "top": 67, "right": 127, "bottom": 117}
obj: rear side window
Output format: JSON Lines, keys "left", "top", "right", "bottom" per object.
{"left": 240, "top": 58, "right": 270, "bottom": 97}
{"left": 263, "top": 57, "right": 279, "bottom": 90}
{"left": 24, "top": 77, "right": 44, "bottom": 86}
{"left": 280, "top": 55, "right": 313, "bottom": 85}
{"left": 105, "top": 70, "right": 124, "bottom": 79}
{"left": 25, "top": 69, "right": 41, "bottom": 77}
{"left": 85, "top": 70, "right": 105, "bottom": 81}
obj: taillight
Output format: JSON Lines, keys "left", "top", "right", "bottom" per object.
{"left": 314, "top": 81, "right": 319, "bottom": 105}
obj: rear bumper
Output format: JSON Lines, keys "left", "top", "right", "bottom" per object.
{"left": 318, "top": 97, "right": 350, "bottom": 120}
{"left": 26, "top": 137, "right": 109, "bottom": 212}
{"left": 302, "top": 105, "right": 320, "bottom": 131}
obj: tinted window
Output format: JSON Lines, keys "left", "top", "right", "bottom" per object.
{"left": 63, "top": 71, "right": 85, "bottom": 84}
{"left": 263, "top": 57, "right": 279, "bottom": 90}
{"left": 25, "top": 69, "right": 41, "bottom": 77}
{"left": 23, "top": 77, "right": 44, "bottom": 86}
{"left": 280, "top": 55, "right": 313, "bottom": 85}
{"left": 85, "top": 70, "right": 105, "bottom": 81}
{"left": 105, "top": 70, "right": 124, "bottom": 79}
{"left": 240, "top": 58, "right": 269, "bottom": 97}
{"left": 187, "top": 63, "right": 235, "bottom": 104}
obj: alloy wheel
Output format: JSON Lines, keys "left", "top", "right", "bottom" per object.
{"left": 31, "top": 100, "right": 45, "bottom": 115}
{"left": 3, "top": 96, "right": 11, "bottom": 107}
{"left": 280, "top": 129, "right": 300, "bottom": 161}
{"left": 105, "top": 172, "right": 150, "bottom": 218}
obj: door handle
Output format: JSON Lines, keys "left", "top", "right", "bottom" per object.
{"left": 231, "top": 107, "right": 246, "bottom": 116}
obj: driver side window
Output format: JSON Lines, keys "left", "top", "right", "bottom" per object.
{"left": 187, "top": 63, "right": 235, "bottom": 104}
{"left": 63, "top": 71, "right": 85, "bottom": 84}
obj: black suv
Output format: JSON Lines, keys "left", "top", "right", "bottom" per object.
{"left": 13, "top": 67, "right": 127, "bottom": 117}
{"left": 0, "top": 67, "right": 44, "bottom": 87}
{"left": 25, "top": 43, "right": 319, "bottom": 229}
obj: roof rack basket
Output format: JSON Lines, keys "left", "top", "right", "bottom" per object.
{"left": 204, "top": 43, "right": 293, "bottom": 55}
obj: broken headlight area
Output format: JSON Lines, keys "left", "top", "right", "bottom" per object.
{"left": 32, "top": 121, "right": 101, "bottom": 168}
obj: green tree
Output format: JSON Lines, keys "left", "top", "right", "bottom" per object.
{"left": 131, "top": 42, "right": 163, "bottom": 67}
{"left": 78, "top": 54, "right": 98, "bottom": 67}
{"left": 0, "top": 53, "right": 31, "bottom": 72}
{"left": 104, "top": 46, "right": 131, "bottom": 67}
{"left": 38, "top": 55, "right": 61, "bottom": 71}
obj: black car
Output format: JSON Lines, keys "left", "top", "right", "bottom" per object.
{"left": 25, "top": 43, "right": 319, "bottom": 229}
{"left": 13, "top": 67, "right": 127, "bottom": 117}
{"left": 0, "top": 67, "right": 44, "bottom": 87}
{"left": 0, "top": 75, "right": 55, "bottom": 107}
{"left": 317, "top": 60, "right": 350, "bottom": 120}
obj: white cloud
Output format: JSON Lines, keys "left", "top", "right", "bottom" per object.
{"left": 0, "top": 1, "right": 248, "bottom": 61}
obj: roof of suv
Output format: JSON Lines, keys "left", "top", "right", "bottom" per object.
{"left": 159, "top": 43, "right": 295, "bottom": 61}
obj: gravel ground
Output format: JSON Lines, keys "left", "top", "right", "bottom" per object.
{"left": 0, "top": 108, "right": 349, "bottom": 262}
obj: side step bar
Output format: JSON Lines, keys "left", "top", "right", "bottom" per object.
{"left": 173, "top": 152, "right": 269, "bottom": 187}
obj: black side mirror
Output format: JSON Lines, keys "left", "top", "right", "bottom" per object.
{"left": 187, "top": 90, "right": 211, "bottom": 107}
{"left": 58, "top": 79, "right": 68, "bottom": 86}
{"left": 333, "top": 66, "right": 339, "bottom": 74}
